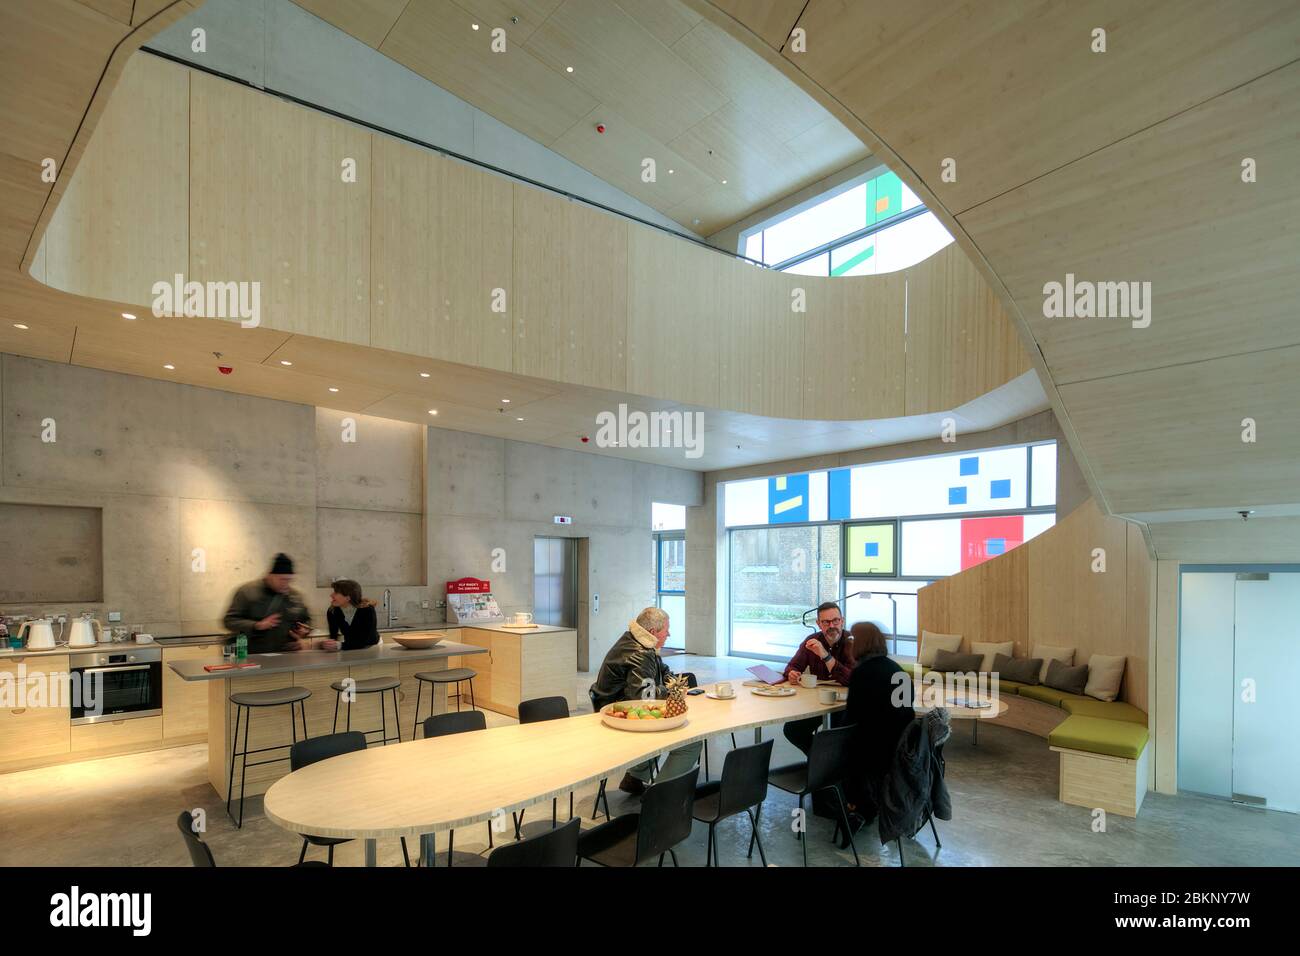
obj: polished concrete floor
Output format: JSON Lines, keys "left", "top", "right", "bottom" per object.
{"left": 2, "top": 654, "right": 1296, "bottom": 867}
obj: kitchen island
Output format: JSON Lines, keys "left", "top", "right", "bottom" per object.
{"left": 171, "top": 635, "right": 487, "bottom": 800}
{"left": 454, "top": 623, "right": 578, "bottom": 718}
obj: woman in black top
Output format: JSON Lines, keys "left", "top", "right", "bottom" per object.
{"left": 844, "top": 622, "right": 916, "bottom": 823}
{"left": 321, "top": 579, "right": 380, "bottom": 651}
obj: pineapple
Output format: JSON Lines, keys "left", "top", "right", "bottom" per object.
{"left": 664, "top": 675, "right": 690, "bottom": 718}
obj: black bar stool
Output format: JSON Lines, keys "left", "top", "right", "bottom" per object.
{"left": 226, "top": 685, "right": 311, "bottom": 828}
{"left": 330, "top": 676, "right": 402, "bottom": 746}
{"left": 411, "top": 667, "right": 477, "bottom": 738}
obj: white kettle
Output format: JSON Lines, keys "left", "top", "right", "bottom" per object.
{"left": 19, "top": 618, "right": 62, "bottom": 651}
{"left": 67, "top": 614, "right": 103, "bottom": 648}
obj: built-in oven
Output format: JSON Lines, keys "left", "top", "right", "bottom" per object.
{"left": 68, "top": 646, "right": 163, "bottom": 724}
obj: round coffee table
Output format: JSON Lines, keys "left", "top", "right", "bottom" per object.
{"left": 914, "top": 689, "right": 1009, "bottom": 745}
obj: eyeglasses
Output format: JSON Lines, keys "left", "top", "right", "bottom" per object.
{"left": 818, "top": 617, "right": 843, "bottom": 625}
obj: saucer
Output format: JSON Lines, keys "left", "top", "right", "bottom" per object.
{"left": 704, "top": 691, "right": 737, "bottom": 700}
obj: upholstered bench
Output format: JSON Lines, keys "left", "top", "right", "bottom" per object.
{"left": 1048, "top": 716, "right": 1151, "bottom": 816}
{"left": 898, "top": 661, "right": 1151, "bottom": 817}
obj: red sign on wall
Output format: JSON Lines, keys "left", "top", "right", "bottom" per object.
{"left": 446, "top": 577, "right": 491, "bottom": 594}
{"left": 960, "top": 516, "right": 1025, "bottom": 571}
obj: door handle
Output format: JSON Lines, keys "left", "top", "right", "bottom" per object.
{"left": 10, "top": 708, "right": 26, "bottom": 716}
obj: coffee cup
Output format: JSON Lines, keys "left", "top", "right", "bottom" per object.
{"left": 818, "top": 687, "right": 836, "bottom": 705}
{"left": 799, "top": 670, "right": 818, "bottom": 689}
{"left": 836, "top": 689, "right": 849, "bottom": 702}
{"left": 512, "top": 611, "right": 534, "bottom": 627}
{"left": 714, "top": 681, "right": 734, "bottom": 699}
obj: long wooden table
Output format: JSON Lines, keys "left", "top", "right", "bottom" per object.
{"left": 263, "top": 684, "right": 848, "bottom": 866}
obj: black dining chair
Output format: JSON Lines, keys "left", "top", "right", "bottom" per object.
{"left": 176, "top": 810, "right": 327, "bottom": 867}
{"left": 512, "top": 696, "right": 577, "bottom": 838}
{"left": 692, "top": 738, "right": 773, "bottom": 866}
{"left": 422, "top": 710, "right": 496, "bottom": 865}
{"left": 577, "top": 766, "right": 700, "bottom": 867}
{"left": 487, "top": 816, "right": 580, "bottom": 867}
{"left": 289, "top": 732, "right": 396, "bottom": 866}
{"left": 586, "top": 688, "right": 615, "bottom": 823}
{"left": 753, "top": 723, "right": 860, "bottom": 866}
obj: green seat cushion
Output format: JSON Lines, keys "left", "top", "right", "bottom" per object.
{"left": 1049, "top": 715, "right": 1149, "bottom": 760}
{"left": 1060, "top": 697, "right": 1148, "bottom": 726}
{"left": 989, "top": 678, "right": 1030, "bottom": 695}
{"left": 1018, "top": 685, "right": 1091, "bottom": 707}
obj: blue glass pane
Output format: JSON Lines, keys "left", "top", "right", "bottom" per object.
{"left": 948, "top": 486, "right": 967, "bottom": 505}
{"left": 990, "top": 479, "right": 1011, "bottom": 499}
{"left": 959, "top": 457, "right": 978, "bottom": 476}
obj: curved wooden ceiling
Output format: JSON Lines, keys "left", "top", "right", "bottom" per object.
{"left": 690, "top": 0, "right": 1300, "bottom": 542}
{"left": 288, "top": 0, "right": 870, "bottom": 234}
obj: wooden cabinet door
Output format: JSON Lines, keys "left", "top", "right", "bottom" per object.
{"left": 0, "top": 654, "right": 71, "bottom": 764}
{"left": 162, "top": 644, "right": 223, "bottom": 741}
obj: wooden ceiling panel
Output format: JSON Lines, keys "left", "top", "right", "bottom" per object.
{"left": 612, "top": 0, "right": 701, "bottom": 47}
{"left": 442, "top": 0, "right": 564, "bottom": 46}
{"left": 292, "top": 0, "right": 413, "bottom": 48}
{"left": 960, "top": 60, "right": 1300, "bottom": 386}
{"left": 708, "top": 0, "right": 803, "bottom": 50}
{"left": 378, "top": 0, "right": 598, "bottom": 145}
{"left": 784, "top": 0, "right": 1300, "bottom": 215}
{"left": 524, "top": 0, "right": 727, "bottom": 144}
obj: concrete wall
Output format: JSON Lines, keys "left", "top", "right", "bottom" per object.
{"left": 426, "top": 428, "right": 702, "bottom": 669}
{"left": 0, "top": 354, "right": 701, "bottom": 664}
{"left": 684, "top": 408, "right": 1088, "bottom": 656}
{"left": 147, "top": 0, "right": 694, "bottom": 236}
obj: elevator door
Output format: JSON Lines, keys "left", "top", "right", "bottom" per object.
{"left": 534, "top": 536, "right": 577, "bottom": 628}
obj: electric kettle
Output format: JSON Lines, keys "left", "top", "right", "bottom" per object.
{"left": 18, "top": 618, "right": 62, "bottom": 651}
{"left": 67, "top": 614, "right": 103, "bottom": 648}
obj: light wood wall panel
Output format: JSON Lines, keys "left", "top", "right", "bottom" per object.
{"left": 43, "top": 53, "right": 189, "bottom": 305}
{"left": 371, "top": 139, "right": 513, "bottom": 371}
{"left": 189, "top": 71, "right": 371, "bottom": 344}
{"left": 38, "top": 55, "right": 1033, "bottom": 424}
{"left": 919, "top": 498, "right": 1152, "bottom": 708}
{"left": 801, "top": 269, "right": 905, "bottom": 421}
{"left": 903, "top": 243, "right": 1031, "bottom": 415}
{"left": 512, "top": 184, "right": 628, "bottom": 391}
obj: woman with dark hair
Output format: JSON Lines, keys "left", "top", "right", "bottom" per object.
{"left": 321, "top": 579, "right": 380, "bottom": 651}
{"left": 843, "top": 622, "right": 915, "bottom": 826}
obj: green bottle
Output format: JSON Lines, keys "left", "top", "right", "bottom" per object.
{"left": 236, "top": 632, "right": 248, "bottom": 662}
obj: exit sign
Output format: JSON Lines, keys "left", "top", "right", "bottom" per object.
{"left": 553, "top": 515, "right": 573, "bottom": 525}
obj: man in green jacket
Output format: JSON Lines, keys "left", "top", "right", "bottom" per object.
{"left": 589, "top": 607, "right": 701, "bottom": 795}
{"left": 222, "top": 553, "right": 313, "bottom": 654}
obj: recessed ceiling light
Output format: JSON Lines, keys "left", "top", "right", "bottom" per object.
{"left": 668, "top": 169, "right": 674, "bottom": 174}
{"left": 471, "top": 23, "right": 479, "bottom": 30}
{"left": 428, "top": 409, "right": 438, "bottom": 416}
{"left": 721, "top": 179, "right": 728, "bottom": 184}
{"left": 419, "top": 372, "right": 431, "bottom": 378}
{"left": 12, "top": 323, "right": 28, "bottom": 330}
{"left": 501, "top": 398, "right": 511, "bottom": 403}
{"left": 566, "top": 66, "right": 574, "bottom": 73}
{"left": 121, "top": 312, "right": 136, "bottom": 320}
{"left": 328, "top": 387, "right": 339, "bottom": 393}
{"left": 516, "top": 417, "right": 524, "bottom": 422}
{"left": 163, "top": 364, "right": 175, "bottom": 370}
{"left": 280, "top": 360, "right": 293, "bottom": 366}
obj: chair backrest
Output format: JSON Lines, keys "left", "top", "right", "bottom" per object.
{"left": 806, "top": 723, "right": 857, "bottom": 793}
{"left": 716, "top": 738, "right": 774, "bottom": 818}
{"left": 487, "top": 816, "right": 580, "bottom": 867}
{"left": 423, "top": 709, "right": 488, "bottom": 738}
{"left": 634, "top": 765, "right": 700, "bottom": 864}
{"left": 517, "top": 695, "right": 569, "bottom": 724}
{"left": 290, "top": 731, "right": 367, "bottom": 771}
{"left": 176, "top": 811, "right": 216, "bottom": 867}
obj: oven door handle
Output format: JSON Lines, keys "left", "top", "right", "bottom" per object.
{"left": 76, "top": 664, "right": 154, "bottom": 675}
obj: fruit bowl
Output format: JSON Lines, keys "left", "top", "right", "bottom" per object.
{"left": 389, "top": 635, "right": 445, "bottom": 649}
{"left": 600, "top": 700, "right": 688, "bottom": 732}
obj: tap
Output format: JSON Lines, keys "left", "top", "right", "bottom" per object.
{"left": 383, "top": 589, "right": 396, "bottom": 628}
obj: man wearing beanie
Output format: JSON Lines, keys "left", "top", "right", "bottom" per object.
{"left": 222, "top": 553, "right": 314, "bottom": 654}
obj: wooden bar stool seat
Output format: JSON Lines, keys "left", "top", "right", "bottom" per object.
{"left": 226, "top": 686, "right": 311, "bottom": 829}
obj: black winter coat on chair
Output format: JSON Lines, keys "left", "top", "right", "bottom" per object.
{"left": 874, "top": 709, "right": 953, "bottom": 845}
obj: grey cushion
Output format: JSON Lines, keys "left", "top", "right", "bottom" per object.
{"left": 230, "top": 685, "right": 311, "bottom": 707}
{"left": 330, "top": 676, "right": 400, "bottom": 693}
{"left": 930, "top": 649, "right": 984, "bottom": 673}
{"left": 415, "top": 668, "right": 477, "bottom": 683}
{"left": 1044, "top": 658, "right": 1090, "bottom": 696}
{"left": 993, "top": 653, "right": 1042, "bottom": 685}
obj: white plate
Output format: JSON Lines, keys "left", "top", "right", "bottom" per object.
{"left": 703, "top": 691, "right": 738, "bottom": 700}
{"left": 751, "top": 686, "right": 797, "bottom": 697}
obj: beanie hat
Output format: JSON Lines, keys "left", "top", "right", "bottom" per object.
{"left": 270, "top": 553, "right": 295, "bottom": 575}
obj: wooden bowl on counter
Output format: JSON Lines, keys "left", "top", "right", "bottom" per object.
{"left": 389, "top": 635, "right": 445, "bottom": 649}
